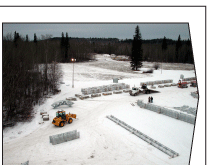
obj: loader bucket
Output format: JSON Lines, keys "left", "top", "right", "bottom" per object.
{"left": 68, "top": 113, "right": 76, "bottom": 119}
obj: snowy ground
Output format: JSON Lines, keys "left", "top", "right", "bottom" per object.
{"left": 3, "top": 54, "right": 198, "bottom": 165}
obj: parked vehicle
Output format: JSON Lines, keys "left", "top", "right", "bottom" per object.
{"left": 178, "top": 80, "right": 188, "bottom": 88}
{"left": 190, "top": 80, "right": 197, "bottom": 87}
{"left": 129, "top": 84, "right": 152, "bottom": 96}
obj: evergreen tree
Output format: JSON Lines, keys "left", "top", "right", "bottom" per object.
{"left": 162, "top": 36, "right": 168, "bottom": 62}
{"left": 34, "top": 33, "right": 37, "bottom": 43}
{"left": 60, "top": 32, "right": 65, "bottom": 62}
{"left": 185, "top": 38, "right": 194, "bottom": 64}
{"left": 130, "top": 25, "right": 143, "bottom": 70}
{"left": 64, "top": 32, "right": 69, "bottom": 62}
{"left": 60, "top": 32, "right": 70, "bottom": 62}
{"left": 14, "top": 31, "right": 20, "bottom": 42}
{"left": 14, "top": 31, "right": 20, "bottom": 47}
{"left": 61, "top": 32, "right": 65, "bottom": 48}
{"left": 162, "top": 36, "right": 167, "bottom": 51}
{"left": 26, "top": 34, "right": 29, "bottom": 42}
{"left": 175, "top": 35, "right": 182, "bottom": 62}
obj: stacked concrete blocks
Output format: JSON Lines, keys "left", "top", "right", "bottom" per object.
{"left": 40, "top": 110, "right": 47, "bottom": 115}
{"left": 51, "top": 100, "right": 74, "bottom": 109}
{"left": 42, "top": 114, "right": 49, "bottom": 121}
{"left": 150, "top": 85, "right": 156, "bottom": 89}
{"left": 171, "top": 83, "right": 177, "bottom": 86}
{"left": 123, "top": 89, "right": 130, "bottom": 93}
{"left": 164, "top": 79, "right": 173, "bottom": 83}
{"left": 102, "top": 86, "right": 108, "bottom": 92}
{"left": 66, "top": 97, "right": 77, "bottom": 101}
{"left": 191, "top": 91, "right": 199, "bottom": 99}
{"left": 81, "top": 83, "right": 130, "bottom": 95}
{"left": 174, "top": 105, "right": 197, "bottom": 116}
{"left": 183, "top": 77, "right": 196, "bottom": 81}
{"left": 43, "top": 116, "right": 49, "bottom": 121}
{"left": 158, "top": 85, "right": 164, "bottom": 88}
{"left": 40, "top": 110, "right": 49, "bottom": 121}
{"left": 125, "top": 84, "right": 130, "bottom": 89}
{"left": 79, "top": 95, "right": 90, "bottom": 100}
{"left": 113, "top": 90, "right": 123, "bottom": 94}
{"left": 102, "top": 92, "right": 113, "bottom": 96}
{"left": 81, "top": 88, "right": 88, "bottom": 95}
{"left": 107, "top": 115, "right": 179, "bottom": 158}
{"left": 75, "top": 94, "right": 81, "bottom": 97}
{"left": 107, "top": 86, "right": 113, "bottom": 91}
{"left": 141, "top": 79, "right": 173, "bottom": 86}
{"left": 91, "top": 93, "right": 102, "bottom": 98}
{"left": 178, "top": 113, "right": 195, "bottom": 124}
{"left": 137, "top": 100, "right": 195, "bottom": 124}
{"left": 49, "top": 130, "right": 80, "bottom": 145}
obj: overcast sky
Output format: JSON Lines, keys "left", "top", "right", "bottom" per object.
{"left": 3, "top": 23, "right": 190, "bottom": 41}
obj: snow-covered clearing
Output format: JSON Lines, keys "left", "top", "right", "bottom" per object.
{"left": 3, "top": 55, "right": 198, "bottom": 165}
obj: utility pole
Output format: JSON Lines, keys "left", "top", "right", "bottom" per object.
{"left": 161, "top": 62, "right": 162, "bottom": 74}
{"left": 71, "top": 58, "right": 76, "bottom": 88}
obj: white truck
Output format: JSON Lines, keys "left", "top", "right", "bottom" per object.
{"left": 129, "top": 84, "right": 152, "bottom": 96}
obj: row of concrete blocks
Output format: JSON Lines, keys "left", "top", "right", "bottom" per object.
{"left": 49, "top": 130, "right": 80, "bottom": 145}
{"left": 137, "top": 100, "right": 196, "bottom": 124}
{"left": 157, "top": 83, "right": 177, "bottom": 88}
{"left": 81, "top": 83, "right": 130, "bottom": 95}
{"left": 51, "top": 100, "right": 74, "bottom": 109}
{"left": 182, "top": 77, "right": 196, "bottom": 81}
{"left": 191, "top": 91, "right": 199, "bottom": 99}
{"left": 77, "top": 90, "right": 129, "bottom": 100}
{"left": 174, "top": 105, "right": 197, "bottom": 116}
{"left": 66, "top": 97, "right": 77, "bottom": 101}
{"left": 140, "top": 79, "right": 173, "bottom": 86}
{"left": 81, "top": 86, "right": 129, "bottom": 95}
{"left": 106, "top": 115, "right": 179, "bottom": 158}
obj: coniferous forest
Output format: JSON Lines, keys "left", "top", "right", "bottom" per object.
{"left": 2, "top": 31, "right": 194, "bottom": 127}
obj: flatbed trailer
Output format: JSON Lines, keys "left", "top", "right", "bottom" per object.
{"left": 129, "top": 84, "right": 159, "bottom": 96}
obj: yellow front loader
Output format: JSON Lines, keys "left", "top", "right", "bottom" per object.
{"left": 52, "top": 110, "right": 76, "bottom": 127}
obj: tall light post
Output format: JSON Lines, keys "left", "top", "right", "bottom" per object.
{"left": 71, "top": 58, "right": 76, "bottom": 88}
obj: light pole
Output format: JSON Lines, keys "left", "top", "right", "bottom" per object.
{"left": 71, "top": 58, "right": 76, "bottom": 88}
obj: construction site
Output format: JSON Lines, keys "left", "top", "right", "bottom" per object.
{"left": 3, "top": 54, "right": 198, "bottom": 165}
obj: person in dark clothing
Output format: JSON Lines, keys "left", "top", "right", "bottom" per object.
{"left": 148, "top": 97, "right": 151, "bottom": 103}
{"left": 151, "top": 96, "right": 153, "bottom": 103}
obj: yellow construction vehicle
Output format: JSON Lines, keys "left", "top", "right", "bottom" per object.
{"left": 52, "top": 110, "right": 76, "bottom": 127}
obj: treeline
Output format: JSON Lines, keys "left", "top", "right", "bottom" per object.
{"left": 88, "top": 36, "right": 194, "bottom": 64}
{"left": 2, "top": 32, "right": 194, "bottom": 127}
{"left": 50, "top": 36, "right": 193, "bottom": 64}
{"left": 4, "top": 32, "right": 194, "bottom": 64}
{"left": 2, "top": 32, "right": 62, "bottom": 127}
{"left": 142, "top": 37, "right": 194, "bottom": 63}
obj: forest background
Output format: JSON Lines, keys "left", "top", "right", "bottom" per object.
{"left": 2, "top": 31, "right": 193, "bottom": 127}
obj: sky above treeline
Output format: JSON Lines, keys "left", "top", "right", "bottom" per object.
{"left": 3, "top": 23, "right": 191, "bottom": 41}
